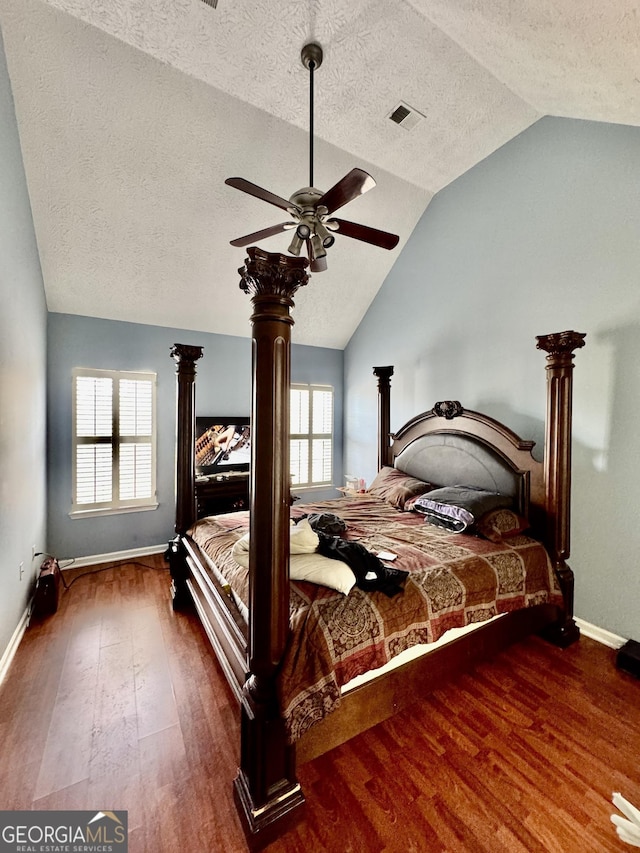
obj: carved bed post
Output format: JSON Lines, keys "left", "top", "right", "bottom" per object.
{"left": 170, "top": 344, "right": 203, "bottom": 534}
{"left": 233, "top": 247, "right": 308, "bottom": 845}
{"left": 536, "top": 330, "right": 586, "bottom": 647}
{"left": 373, "top": 366, "right": 394, "bottom": 469}
{"left": 168, "top": 343, "right": 203, "bottom": 606}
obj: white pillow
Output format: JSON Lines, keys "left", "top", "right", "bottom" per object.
{"left": 231, "top": 519, "right": 354, "bottom": 594}
{"left": 231, "top": 531, "right": 251, "bottom": 568}
{"left": 232, "top": 518, "right": 319, "bottom": 568}
{"left": 290, "top": 553, "right": 355, "bottom": 595}
{"left": 289, "top": 517, "right": 319, "bottom": 554}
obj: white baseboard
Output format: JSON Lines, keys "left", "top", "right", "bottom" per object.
{"left": 62, "top": 543, "right": 168, "bottom": 570}
{"left": 0, "top": 605, "right": 30, "bottom": 687}
{"left": 575, "top": 617, "right": 627, "bottom": 650}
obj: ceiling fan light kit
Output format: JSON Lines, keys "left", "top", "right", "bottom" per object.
{"left": 226, "top": 43, "right": 399, "bottom": 272}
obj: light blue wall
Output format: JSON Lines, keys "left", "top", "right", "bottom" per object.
{"left": 0, "top": 25, "right": 48, "bottom": 658}
{"left": 345, "top": 116, "right": 640, "bottom": 640}
{"left": 47, "top": 313, "right": 343, "bottom": 560}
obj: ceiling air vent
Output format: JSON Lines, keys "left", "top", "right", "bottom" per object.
{"left": 200, "top": 0, "right": 218, "bottom": 8}
{"left": 388, "top": 102, "right": 424, "bottom": 131}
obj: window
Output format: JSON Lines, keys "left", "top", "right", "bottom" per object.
{"left": 290, "top": 384, "right": 333, "bottom": 488}
{"left": 72, "top": 368, "right": 157, "bottom": 516}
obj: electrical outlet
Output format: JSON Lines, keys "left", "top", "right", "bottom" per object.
{"left": 19, "top": 561, "right": 24, "bottom": 580}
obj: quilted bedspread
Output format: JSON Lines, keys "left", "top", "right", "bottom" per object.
{"left": 189, "top": 494, "right": 563, "bottom": 742}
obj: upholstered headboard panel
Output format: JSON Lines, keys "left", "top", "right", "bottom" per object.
{"left": 394, "top": 433, "right": 522, "bottom": 504}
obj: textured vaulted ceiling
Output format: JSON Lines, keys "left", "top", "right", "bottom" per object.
{"left": 1, "top": 0, "right": 638, "bottom": 348}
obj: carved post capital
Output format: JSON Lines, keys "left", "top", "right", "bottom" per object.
{"left": 170, "top": 343, "right": 204, "bottom": 370}
{"left": 536, "top": 330, "right": 586, "bottom": 365}
{"left": 373, "top": 365, "right": 394, "bottom": 381}
{"left": 238, "top": 247, "right": 309, "bottom": 301}
{"left": 373, "top": 366, "right": 394, "bottom": 396}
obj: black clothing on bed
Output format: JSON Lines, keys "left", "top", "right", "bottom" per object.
{"left": 315, "top": 531, "right": 409, "bottom": 597}
{"left": 303, "top": 512, "right": 348, "bottom": 536}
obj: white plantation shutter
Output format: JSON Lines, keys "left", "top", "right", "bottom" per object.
{"left": 290, "top": 385, "right": 333, "bottom": 487}
{"left": 312, "top": 438, "right": 332, "bottom": 483}
{"left": 75, "top": 375, "right": 113, "bottom": 505}
{"left": 76, "top": 376, "right": 112, "bottom": 436}
{"left": 119, "top": 443, "right": 153, "bottom": 500}
{"left": 290, "top": 388, "right": 309, "bottom": 434}
{"left": 72, "top": 368, "right": 157, "bottom": 514}
{"left": 289, "top": 439, "right": 309, "bottom": 485}
{"left": 312, "top": 389, "right": 333, "bottom": 433}
{"left": 119, "top": 379, "right": 154, "bottom": 501}
{"left": 76, "top": 445, "right": 113, "bottom": 504}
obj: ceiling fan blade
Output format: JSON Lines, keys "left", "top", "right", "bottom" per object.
{"left": 317, "top": 168, "right": 376, "bottom": 215}
{"left": 330, "top": 217, "right": 399, "bottom": 250}
{"left": 229, "top": 222, "right": 295, "bottom": 248}
{"left": 225, "top": 177, "right": 293, "bottom": 212}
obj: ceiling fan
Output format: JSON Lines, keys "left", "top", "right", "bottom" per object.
{"left": 225, "top": 42, "right": 399, "bottom": 273}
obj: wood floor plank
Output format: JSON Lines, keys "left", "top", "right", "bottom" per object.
{"left": 32, "top": 621, "right": 101, "bottom": 798}
{"left": 138, "top": 724, "right": 189, "bottom": 790}
{"left": 2, "top": 557, "right": 640, "bottom": 853}
{"left": 32, "top": 779, "right": 90, "bottom": 812}
{"left": 132, "top": 605, "right": 180, "bottom": 739}
{"left": 92, "top": 623, "right": 138, "bottom": 775}
{"left": 87, "top": 770, "right": 147, "bottom": 834}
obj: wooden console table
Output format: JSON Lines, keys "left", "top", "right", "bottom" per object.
{"left": 195, "top": 474, "right": 250, "bottom": 518}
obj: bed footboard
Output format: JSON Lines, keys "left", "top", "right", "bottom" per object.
{"left": 167, "top": 535, "right": 248, "bottom": 701}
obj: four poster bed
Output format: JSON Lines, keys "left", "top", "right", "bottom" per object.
{"left": 167, "top": 247, "right": 585, "bottom": 847}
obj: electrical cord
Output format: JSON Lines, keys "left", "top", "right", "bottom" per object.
{"left": 34, "top": 551, "right": 168, "bottom": 591}
{"left": 64, "top": 560, "right": 168, "bottom": 590}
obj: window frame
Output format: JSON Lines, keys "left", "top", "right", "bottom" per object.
{"left": 70, "top": 367, "right": 158, "bottom": 518}
{"left": 290, "top": 383, "right": 334, "bottom": 490}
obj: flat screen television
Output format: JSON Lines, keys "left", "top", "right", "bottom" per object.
{"left": 195, "top": 417, "right": 251, "bottom": 476}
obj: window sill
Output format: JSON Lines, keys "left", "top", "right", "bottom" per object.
{"left": 291, "top": 484, "right": 334, "bottom": 493}
{"left": 69, "top": 502, "right": 159, "bottom": 520}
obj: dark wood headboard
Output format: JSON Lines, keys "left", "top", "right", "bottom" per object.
{"left": 373, "top": 331, "right": 586, "bottom": 578}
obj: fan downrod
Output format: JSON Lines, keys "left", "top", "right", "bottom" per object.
{"left": 301, "top": 42, "right": 323, "bottom": 70}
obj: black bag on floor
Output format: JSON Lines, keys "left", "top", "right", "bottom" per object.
{"left": 31, "top": 557, "right": 61, "bottom": 619}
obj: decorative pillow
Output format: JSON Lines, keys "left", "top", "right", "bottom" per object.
{"left": 412, "top": 485, "right": 512, "bottom": 533}
{"left": 368, "top": 466, "right": 435, "bottom": 511}
{"left": 290, "top": 553, "right": 355, "bottom": 595}
{"left": 475, "top": 508, "right": 529, "bottom": 543}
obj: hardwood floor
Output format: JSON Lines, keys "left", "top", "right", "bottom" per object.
{"left": 1, "top": 557, "right": 638, "bottom": 852}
